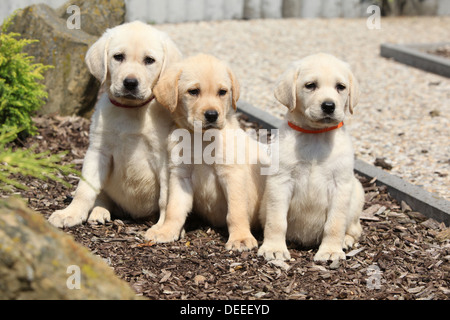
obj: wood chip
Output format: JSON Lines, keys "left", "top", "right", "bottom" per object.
{"left": 10, "top": 114, "right": 450, "bottom": 300}
{"left": 361, "top": 205, "right": 382, "bottom": 221}
{"left": 346, "top": 247, "right": 366, "bottom": 258}
{"left": 194, "top": 275, "right": 206, "bottom": 285}
{"left": 159, "top": 271, "right": 172, "bottom": 283}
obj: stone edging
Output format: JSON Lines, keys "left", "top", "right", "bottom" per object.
{"left": 236, "top": 100, "right": 450, "bottom": 227}
{"left": 380, "top": 42, "right": 450, "bottom": 78}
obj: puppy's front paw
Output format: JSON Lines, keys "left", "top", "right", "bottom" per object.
{"left": 48, "top": 208, "right": 87, "bottom": 228}
{"left": 225, "top": 233, "right": 258, "bottom": 252}
{"left": 343, "top": 234, "right": 357, "bottom": 250}
{"left": 88, "top": 207, "right": 111, "bottom": 225}
{"left": 145, "top": 225, "right": 182, "bottom": 244}
{"left": 314, "top": 245, "right": 346, "bottom": 262}
{"left": 258, "top": 242, "right": 291, "bottom": 261}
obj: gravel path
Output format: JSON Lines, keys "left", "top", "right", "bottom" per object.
{"left": 158, "top": 17, "right": 450, "bottom": 201}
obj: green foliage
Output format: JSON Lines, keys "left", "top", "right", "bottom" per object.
{"left": 0, "top": 126, "right": 78, "bottom": 192}
{"left": 0, "top": 14, "right": 78, "bottom": 192}
{"left": 0, "top": 14, "right": 53, "bottom": 137}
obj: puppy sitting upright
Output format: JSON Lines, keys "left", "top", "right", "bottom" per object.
{"left": 145, "top": 54, "right": 265, "bottom": 251}
{"left": 49, "top": 21, "right": 181, "bottom": 228}
{"left": 258, "top": 53, "right": 364, "bottom": 262}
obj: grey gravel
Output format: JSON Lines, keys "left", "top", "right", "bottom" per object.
{"left": 158, "top": 17, "right": 450, "bottom": 200}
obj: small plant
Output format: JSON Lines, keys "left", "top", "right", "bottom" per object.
{"left": 0, "top": 14, "right": 53, "bottom": 137}
{"left": 0, "top": 14, "right": 79, "bottom": 192}
{"left": 0, "top": 126, "right": 78, "bottom": 192}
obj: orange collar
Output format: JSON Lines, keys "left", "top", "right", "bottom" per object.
{"left": 109, "top": 96, "right": 154, "bottom": 109}
{"left": 288, "top": 121, "right": 344, "bottom": 134}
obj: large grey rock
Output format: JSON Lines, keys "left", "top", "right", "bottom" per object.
{"left": 6, "top": 0, "right": 125, "bottom": 117}
{"left": 57, "top": 0, "right": 126, "bottom": 36}
{"left": 0, "top": 198, "right": 141, "bottom": 300}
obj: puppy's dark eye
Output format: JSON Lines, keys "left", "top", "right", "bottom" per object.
{"left": 305, "top": 82, "right": 317, "bottom": 90}
{"left": 113, "top": 54, "right": 125, "bottom": 62}
{"left": 188, "top": 89, "right": 200, "bottom": 96}
{"left": 144, "top": 56, "right": 155, "bottom": 65}
{"left": 218, "top": 89, "right": 227, "bottom": 96}
{"left": 336, "top": 84, "right": 346, "bottom": 92}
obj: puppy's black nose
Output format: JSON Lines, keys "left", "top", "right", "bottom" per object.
{"left": 321, "top": 101, "right": 336, "bottom": 115}
{"left": 123, "top": 78, "right": 139, "bottom": 91}
{"left": 204, "top": 110, "right": 219, "bottom": 123}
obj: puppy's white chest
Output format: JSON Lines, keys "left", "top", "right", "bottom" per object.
{"left": 292, "top": 160, "right": 331, "bottom": 202}
{"left": 96, "top": 108, "right": 162, "bottom": 216}
{"left": 191, "top": 165, "right": 227, "bottom": 226}
{"left": 283, "top": 141, "right": 335, "bottom": 246}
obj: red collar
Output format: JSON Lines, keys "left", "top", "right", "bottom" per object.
{"left": 109, "top": 96, "right": 154, "bottom": 109}
{"left": 288, "top": 121, "right": 344, "bottom": 134}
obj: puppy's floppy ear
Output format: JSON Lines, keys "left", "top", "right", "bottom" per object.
{"left": 160, "top": 33, "right": 183, "bottom": 76}
{"left": 85, "top": 30, "right": 111, "bottom": 84}
{"left": 347, "top": 69, "right": 360, "bottom": 115}
{"left": 274, "top": 63, "right": 300, "bottom": 112}
{"left": 153, "top": 66, "right": 182, "bottom": 113}
{"left": 227, "top": 68, "right": 240, "bottom": 111}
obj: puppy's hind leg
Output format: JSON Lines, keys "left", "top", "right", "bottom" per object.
{"left": 343, "top": 179, "right": 364, "bottom": 250}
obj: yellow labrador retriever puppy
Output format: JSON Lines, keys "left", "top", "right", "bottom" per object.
{"left": 145, "top": 54, "right": 265, "bottom": 251}
{"left": 258, "top": 53, "right": 364, "bottom": 262}
{"left": 49, "top": 21, "right": 182, "bottom": 228}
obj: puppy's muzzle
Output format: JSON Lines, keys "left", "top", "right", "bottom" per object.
{"left": 321, "top": 101, "right": 336, "bottom": 115}
{"left": 123, "top": 77, "right": 139, "bottom": 92}
{"left": 204, "top": 110, "right": 219, "bottom": 123}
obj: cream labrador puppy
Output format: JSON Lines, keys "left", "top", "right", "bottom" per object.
{"left": 258, "top": 53, "right": 364, "bottom": 262}
{"left": 145, "top": 54, "right": 266, "bottom": 251}
{"left": 49, "top": 21, "right": 182, "bottom": 228}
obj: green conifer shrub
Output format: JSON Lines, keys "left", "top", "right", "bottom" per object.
{"left": 0, "top": 126, "right": 78, "bottom": 191}
{"left": 0, "top": 14, "right": 78, "bottom": 192}
{"left": 0, "top": 15, "right": 53, "bottom": 137}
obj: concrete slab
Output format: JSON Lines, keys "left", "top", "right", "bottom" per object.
{"left": 237, "top": 100, "right": 450, "bottom": 226}
{"left": 354, "top": 159, "right": 450, "bottom": 226}
{"left": 381, "top": 42, "right": 450, "bottom": 78}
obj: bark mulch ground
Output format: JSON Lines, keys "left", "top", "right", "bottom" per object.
{"left": 4, "top": 115, "right": 450, "bottom": 300}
